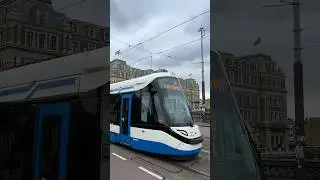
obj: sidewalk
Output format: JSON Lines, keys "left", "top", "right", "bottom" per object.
{"left": 197, "top": 121, "right": 210, "bottom": 127}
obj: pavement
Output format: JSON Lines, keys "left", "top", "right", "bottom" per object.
{"left": 196, "top": 121, "right": 210, "bottom": 127}
{"left": 108, "top": 125, "right": 211, "bottom": 180}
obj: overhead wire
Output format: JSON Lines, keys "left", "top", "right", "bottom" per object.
{"left": 111, "top": 33, "right": 210, "bottom": 68}
{"left": 116, "top": 9, "right": 209, "bottom": 55}
{"left": 57, "top": 0, "right": 89, "bottom": 12}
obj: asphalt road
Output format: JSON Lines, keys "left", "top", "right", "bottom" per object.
{"left": 109, "top": 125, "right": 210, "bottom": 180}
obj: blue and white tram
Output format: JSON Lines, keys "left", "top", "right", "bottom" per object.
{"left": 0, "top": 47, "right": 108, "bottom": 180}
{"left": 110, "top": 73, "right": 203, "bottom": 158}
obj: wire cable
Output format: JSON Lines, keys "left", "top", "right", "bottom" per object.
{"left": 57, "top": 0, "right": 89, "bottom": 12}
{"left": 111, "top": 35, "right": 210, "bottom": 67}
{"left": 117, "top": 9, "right": 209, "bottom": 55}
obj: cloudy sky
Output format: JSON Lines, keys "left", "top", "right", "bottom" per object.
{"left": 212, "top": 0, "right": 320, "bottom": 118}
{"left": 110, "top": 0, "right": 210, "bottom": 100}
{"left": 52, "top": 0, "right": 108, "bottom": 26}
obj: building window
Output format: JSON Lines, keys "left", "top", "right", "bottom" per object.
{"left": 250, "top": 63, "right": 255, "bottom": 71}
{"left": 0, "top": 58, "right": 3, "bottom": 69}
{"left": 88, "top": 43, "right": 96, "bottom": 51}
{"left": 0, "top": 31, "right": 2, "bottom": 44}
{"left": 50, "top": 35, "right": 57, "bottom": 50}
{"left": 234, "top": 71, "right": 239, "bottom": 83}
{"left": 230, "top": 71, "right": 234, "bottom": 82}
{"left": 88, "top": 27, "right": 96, "bottom": 38}
{"left": 71, "top": 41, "right": 79, "bottom": 54}
{"left": 255, "top": 111, "right": 259, "bottom": 121}
{"left": 38, "top": 33, "right": 46, "bottom": 49}
{"left": 233, "top": 61, "right": 237, "bottom": 68}
{"left": 247, "top": 110, "right": 251, "bottom": 122}
{"left": 38, "top": 12, "right": 46, "bottom": 25}
{"left": 252, "top": 75, "right": 257, "bottom": 85}
{"left": 40, "top": 15, "right": 45, "bottom": 25}
{"left": 240, "top": 110, "right": 244, "bottom": 119}
{"left": 245, "top": 95, "right": 250, "bottom": 106}
{"left": 267, "top": 77, "right": 271, "bottom": 87}
{"left": 238, "top": 93, "right": 243, "bottom": 106}
{"left": 72, "top": 23, "right": 79, "bottom": 34}
{"left": 239, "top": 72, "right": 243, "bottom": 84}
{"left": 281, "top": 80, "right": 285, "bottom": 89}
{"left": 26, "top": 31, "right": 34, "bottom": 48}
{"left": 244, "top": 73, "right": 249, "bottom": 85}
{"left": 271, "top": 79, "right": 275, "bottom": 88}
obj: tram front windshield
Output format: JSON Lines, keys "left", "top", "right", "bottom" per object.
{"left": 154, "top": 77, "right": 193, "bottom": 127}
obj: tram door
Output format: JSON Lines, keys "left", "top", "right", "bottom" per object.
{"left": 34, "top": 103, "right": 70, "bottom": 180}
{"left": 120, "top": 94, "right": 132, "bottom": 145}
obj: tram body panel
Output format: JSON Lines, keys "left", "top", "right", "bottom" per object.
{"left": 110, "top": 125, "right": 202, "bottom": 156}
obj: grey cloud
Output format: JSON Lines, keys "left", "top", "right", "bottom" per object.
{"left": 110, "top": 0, "right": 131, "bottom": 29}
{"left": 111, "top": 0, "right": 190, "bottom": 32}
{"left": 110, "top": 0, "right": 155, "bottom": 32}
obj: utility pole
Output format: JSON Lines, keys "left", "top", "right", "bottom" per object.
{"left": 262, "top": 1, "right": 306, "bottom": 178}
{"left": 292, "top": 0, "right": 306, "bottom": 179}
{"left": 198, "top": 27, "right": 206, "bottom": 113}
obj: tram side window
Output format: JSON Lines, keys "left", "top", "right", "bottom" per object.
{"left": 141, "top": 91, "right": 151, "bottom": 123}
{"left": 110, "top": 94, "right": 120, "bottom": 125}
{"left": 131, "top": 92, "right": 141, "bottom": 126}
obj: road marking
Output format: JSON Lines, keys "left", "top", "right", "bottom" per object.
{"left": 112, "top": 153, "right": 127, "bottom": 160}
{"left": 138, "top": 166, "right": 163, "bottom": 180}
{"left": 202, "top": 149, "right": 210, "bottom": 154}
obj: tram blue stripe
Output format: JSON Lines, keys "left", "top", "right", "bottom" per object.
{"left": 109, "top": 132, "right": 201, "bottom": 156}
{"left": 0, "top": 78, "right": 76, "bottom": 97}
{"left": 0, "top": 82, "right": 35, "bottom": 96}
{"left": 26, "top": 78, "right": 76, "bottom": 99}
{"left": 110, "top": 86, "right": 134, "bottom": 93}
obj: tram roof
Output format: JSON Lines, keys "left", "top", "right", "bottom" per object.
{"left": 110, "top": 72, "right": 174, "bottom": 94}
{"left": 0, "top": 47, "right": 109, "bottom": 103}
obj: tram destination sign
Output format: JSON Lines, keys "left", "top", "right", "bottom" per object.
{"left": 161, "top": 78, "right": 179, "bottom": 90}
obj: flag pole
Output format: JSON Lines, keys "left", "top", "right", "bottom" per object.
{"left": 253, "top": 36, "right": 262, "bottom": 54}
